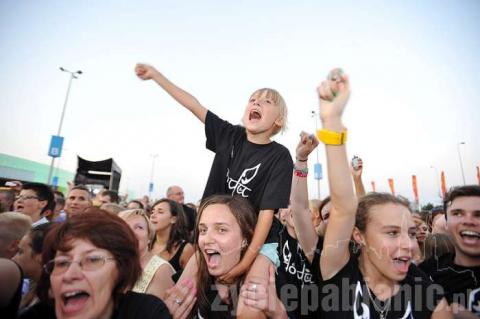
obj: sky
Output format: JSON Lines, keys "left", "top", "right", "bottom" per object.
{"left": 1, "top": 0, "right": 479, "bottom": 205}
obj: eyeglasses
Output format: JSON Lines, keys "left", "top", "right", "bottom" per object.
{"left": 15, "top": 195, "right": 40, "bottom": 201}
{"left": 44, "top": 255, "right": 115, "bottom": 275}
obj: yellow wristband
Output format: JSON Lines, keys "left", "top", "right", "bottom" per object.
{"left": 316, "top": 129, "right": 347, "bottom": 145}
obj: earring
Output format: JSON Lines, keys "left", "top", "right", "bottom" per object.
{"left": 241, "top": 240, "right": 248, "bottom": 248}
{"left": 352, "top": 243, "right": 359, "bottom": 254}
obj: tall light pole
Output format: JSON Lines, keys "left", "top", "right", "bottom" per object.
{"left": 47, "top": 67, "right": 82, "bottom": 185}
{"left": 430, "top": 165, "right": 441, "bottom": 199}
{"left": 311, "top": 110, "right": 321, "bottom": 199}
{"left": 149, "top": 154, "right": 159, "bottom": 199}
{"left": 457, "top": 142, "right": 466, "bottom": 185}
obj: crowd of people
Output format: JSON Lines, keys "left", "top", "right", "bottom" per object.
{"left": 0, "top": 65, "right": 478, "bottom": 319}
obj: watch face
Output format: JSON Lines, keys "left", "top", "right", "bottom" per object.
{"left": 351, "top": 156, "right": 360, "bottom": 170}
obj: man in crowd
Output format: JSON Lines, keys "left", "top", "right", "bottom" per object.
{"left": 96, "top": 189, "right": 120, "bottom": 205}
{"left": 0, "top": 212, "right": 31, "bottom": 258}
{"left": 0, "top": 188, "right": 16, "bottom": 213}
{"left": 52, "top": 190, "right": 66, "bottom": 221}
{"left": 420, "top": 185, "right": 480, "bottom": 317}
{"left": 166, "top": 185, "right": 196, "bottom": 234}
{"left": 13, "top": 183, "right": 55, "bottom": 227}
{"left": 431, "top": 205, "right": 448, "bottom": 234}
{"left": 64, "top": 185, "right": 92, "bottom": 217}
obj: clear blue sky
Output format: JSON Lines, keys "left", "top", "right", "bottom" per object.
{"left": 1, "top": 0, "right": 479, "bottom": 204}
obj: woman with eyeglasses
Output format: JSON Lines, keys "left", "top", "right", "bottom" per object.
{"left": 18, "top": 208, "right": 196, "bottom": 319}
{"left": 13, "top": 183, "right": 55, "bottom": 227}
{"left": 119, "top": 209, "right": 175, "bottom": 300}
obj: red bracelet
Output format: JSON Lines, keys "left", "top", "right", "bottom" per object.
{"left": 294, "top": 168, "right": 308, "bottom": 178}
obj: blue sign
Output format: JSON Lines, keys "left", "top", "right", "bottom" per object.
{"left": 48, "top": 135, "right": 64, "bottom": 158}
{"left": 149, "top": 182, "right": 154, "bottom": 192}
{"left": 314, "top": 163, "right": 323, "bottom": 180}
{"left": 52, "top": 176, "right": 59, "bottom": 187}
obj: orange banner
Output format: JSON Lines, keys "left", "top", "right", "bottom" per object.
{"left": 388, "top": 178, "right": 395, "bottom": 196}
{"left": 441, "top": 171, "right": 447, "bottom": 198}
{"left": 371, "top": 181, "right": 376, "bottom": 192}
{"left": 412, "top": 175, "right": 419, "bottom": 203}
{"left": 477, "top": 166, "right": 480, "bottom": 185}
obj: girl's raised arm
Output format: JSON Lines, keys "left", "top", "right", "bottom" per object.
{"left": 317, "top": 70, "right": 358, "bottom": 281}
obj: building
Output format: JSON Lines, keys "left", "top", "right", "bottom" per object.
{"left": 0, "top": 153, "right": 74, "bottom": 192}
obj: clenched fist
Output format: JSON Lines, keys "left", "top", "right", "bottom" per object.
{"left": 135, "top": 63, "right": 158, "bottom": 80}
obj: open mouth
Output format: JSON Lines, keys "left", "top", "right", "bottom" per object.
{"left": 205, "top": 249, "right": 222, "bottom": 268}
{"left": 15, "top": 205, "right": 24, "bottom": 211}
{"left": 460, "top": 230, "right": 480, "bottom": 244}
{"left": 62, "top": 290, "right": 90, "bottom": 314}
{"left": 392, "top": 256, "right": 411, "bottom": 273}
{"left": 249, "top": 109, "right": 262, "bottom": 121}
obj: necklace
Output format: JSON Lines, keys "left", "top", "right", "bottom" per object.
{"left": 364, "top": 282, "right": 391, "bottom": 319}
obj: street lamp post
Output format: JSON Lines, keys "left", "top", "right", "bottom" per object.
{"left": 311, "top": 110, "right": 321, "bottom": 199}
{"left": 149, "top": 154, "right": 159, "bottom": 198}
{"left": 457, "top": 142, "right": 466, "bottom": 185}
{"left": 47, "top": 67, "right": 82, "bottom": 185}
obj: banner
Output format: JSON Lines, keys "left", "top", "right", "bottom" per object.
{"left": 371, "top": 181, "right": 376, "bottom": 192}
{"left": 441, "top": 171, "right": 447, "bottom": 199}
{"left": 48, "top": 135, "right": 64, "bottom": 158}
{"left": 388, "top": 178, "right": 395, "bottom": 196}
{"left": 412, "top": 175, "right": 419, "bottom": 203}
{"left": 314, "top": 163, "right": 323, "bottom": 180}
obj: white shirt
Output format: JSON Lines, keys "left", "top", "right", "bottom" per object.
{"left": 32, "top": 216, "right": 49, "bottom": 228}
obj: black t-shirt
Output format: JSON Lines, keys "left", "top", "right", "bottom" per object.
{"left": 316, "top": 254, "right": 444, "bottom": 319}
{"left": 203, "top": 111, "right": 293, "bottom": 210}
{"left": 18, "top": 291, "right": 172, "bottom": 319}
{"left": 276, "top": 228, "right": 323, "bottom": 319}
{"left": 419, "top": 253, "right": 480, "bottom": 315}
{"left": 203, "top": 111, "right": 293, "bottom": 242}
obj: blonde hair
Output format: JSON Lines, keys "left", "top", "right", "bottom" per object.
{"left": 101, "top": 203, "right": 127, "bottom": 215}
{"left": 118, "top": 209, "right": 155, "bottom": 243}
{"left": 0, "top": 212, "right": 32, "bottom": 242}
{"left": 250, "top": 88, "right": 288, "bottom": 135}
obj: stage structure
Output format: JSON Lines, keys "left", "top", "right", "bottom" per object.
{"left": 74, "top": 156, "right": 121, "bottom": 191}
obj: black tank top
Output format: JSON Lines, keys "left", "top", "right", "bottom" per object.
{"left": 168, "top": 241, "right": 188, "bottom": 273}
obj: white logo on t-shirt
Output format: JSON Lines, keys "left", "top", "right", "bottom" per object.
{"left": 353, "top": 281, "right": 414, "bottom": 318}
{"left": 469, "top": 287, "right": 480, "bottom": 314}
{"left": 353, "top": 281, "right": 370, "bottom": 319}
{"left": 226, "top": 164, "right": 261, "bottom": 197}
{"left": 282, "top": 240, "right": 313, "bottom": 288}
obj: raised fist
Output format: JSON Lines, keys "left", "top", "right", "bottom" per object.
{"left": 135, "top": 63, "right": 158, "bottom": 80}
{"left": 317, "top": 68, "right": 350, "bottom": 123}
